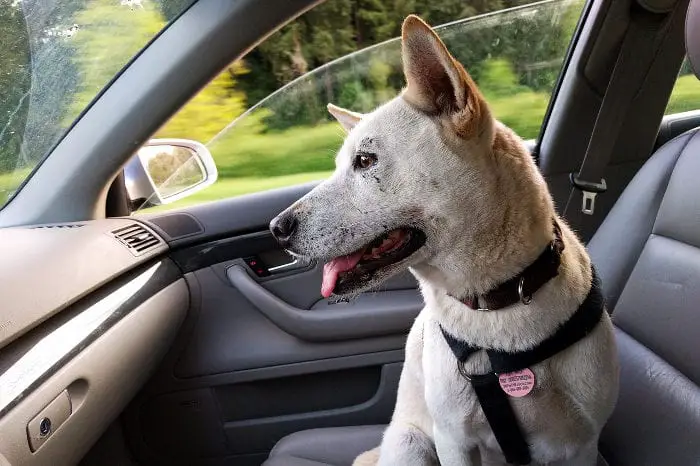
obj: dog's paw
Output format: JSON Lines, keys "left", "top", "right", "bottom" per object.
{"left": 353, "top": 447, "right": 380, "bottom": 466}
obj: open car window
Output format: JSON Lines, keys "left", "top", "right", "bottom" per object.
{"left": 135, "top": 0, "right": 586, "bottom": 214}
{"left": 0, "top": 0, "right": 196, "bottom": 209}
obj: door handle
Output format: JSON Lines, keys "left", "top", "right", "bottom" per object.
{"left": 226, "top": 265, "right": 422, "bottom": 341}
{"left": 268, "top": 257, "right": 311, "bottom": 273}
{"left": 244, "top": 251, "right": 313, "bottom": 277}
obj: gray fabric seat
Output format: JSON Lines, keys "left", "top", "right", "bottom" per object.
{"left": 265, "top": 1, "right": 700, "bottom": 464}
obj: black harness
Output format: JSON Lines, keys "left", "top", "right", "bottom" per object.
{"left": 441, "top": 224, "right": 605, "bottom": 464}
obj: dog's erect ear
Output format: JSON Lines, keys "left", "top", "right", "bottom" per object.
{"left": 327, "top": 103, "right": 363, "bottom": 132}
{"left": 401, "top": 15, "right": 485, "bottom": 135}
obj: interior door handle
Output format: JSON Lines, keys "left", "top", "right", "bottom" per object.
{"left": 248, "top": 250, "right": 313, "bottom": 276}
{"left": 226, "top": 265, "right": 422, "bottom": 341}
{"left": 268, "top": 257, "right": 311, "bottom": 274}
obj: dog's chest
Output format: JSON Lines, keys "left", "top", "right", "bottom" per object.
{"left": 422, "top": 322, "right": 492, "bottom": 436}
{"left": 421, "top": 319, "right": 554, "bottom": 443}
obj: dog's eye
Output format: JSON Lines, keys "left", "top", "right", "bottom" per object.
{"left": 354, "top": 152, "right": 377, "bottom": 170}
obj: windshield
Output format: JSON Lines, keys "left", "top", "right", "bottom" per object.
{"left": 0, "top": 0, "right": 195, "bottom": 209}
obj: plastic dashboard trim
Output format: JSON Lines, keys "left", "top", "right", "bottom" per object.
{"left": 0, "top": 258, "right": 181, "bottom": 418}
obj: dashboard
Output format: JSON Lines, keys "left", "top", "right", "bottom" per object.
{"left": 0, "top": 218, "right": 187, "bottom": 465}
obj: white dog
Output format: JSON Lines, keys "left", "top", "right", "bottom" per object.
{"left": 270, "top": 15, "right": 619, "bottom": 466}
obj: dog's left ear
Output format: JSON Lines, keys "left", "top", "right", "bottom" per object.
{"left": 327, "top": 103, "right": 363, "bottom": 132}
{"left": 401, "top": 15, "right": 487, "bottom": 138}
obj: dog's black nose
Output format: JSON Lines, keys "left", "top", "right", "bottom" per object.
{"left": 270, "top": 212, "right": 298, "bottom": 245}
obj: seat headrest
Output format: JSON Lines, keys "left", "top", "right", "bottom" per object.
{"left": 688, "top": 0, "right": 700, "bottom": 78}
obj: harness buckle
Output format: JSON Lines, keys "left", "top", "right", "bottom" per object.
{"left": 570, "top": 174, "right": 607, "bottom": 215}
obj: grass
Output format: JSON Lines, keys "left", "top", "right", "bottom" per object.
{"left": 137, "top": 170, "right": 332, "bottom": 214}
{"left": 210, "top": 122, "right": 343, "bottom": 179}
{"left": 665, "top": 74, "right": 700, "bottom": 114}
{"left": 488, "top": 89, "right": 550, "bottom": 139}
{"left": 206, "top": 87, "right": 553, "bottom": 183}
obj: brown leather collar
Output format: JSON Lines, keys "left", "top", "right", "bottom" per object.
{"left": 458, "top": 221, "right": 564, "bottom": 311}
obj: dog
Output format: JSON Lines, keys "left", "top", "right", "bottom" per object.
{"left": 270, "top": 14, "right": 619, "bottom": 466}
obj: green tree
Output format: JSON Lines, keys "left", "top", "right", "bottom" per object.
{"left": 66, "top": 0, "right": 165, "bottom": 123}
{"left": 234, "top": 0, "right": 580, "bottom": 128}
{"left": 0, "top": 0, "right": 31, "bottom": 174}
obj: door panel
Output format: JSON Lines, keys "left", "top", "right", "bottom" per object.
{"left": 175, "top": 266, "right": 410, "bottom": 378}
{"left": 125, "top": 184, "right": 419, "bottom": 465}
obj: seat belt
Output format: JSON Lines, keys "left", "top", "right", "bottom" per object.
{"left": 563, "top": 7, "right": 672, "bottom": 226}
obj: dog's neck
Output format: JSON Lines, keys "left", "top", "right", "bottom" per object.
{"left": 411, "top": 219, "right": 592, "bottom": 352}
{"left": 414, "top": 122, "right": 560, "bottom": 300}
{"left": 414, "top": 197, "right": 556, "bottom": 300}
{"left": 412, "top": 220, "right": 555, "bottom": 301}
{"left": 455, "top": 221, "right": 564, "bottom": 311}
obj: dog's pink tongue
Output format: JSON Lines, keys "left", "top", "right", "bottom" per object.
{"left": 321, "top": 251, "right": 364, "bottom": 298}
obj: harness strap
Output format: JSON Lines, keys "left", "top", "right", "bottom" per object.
{"left": 441, "top": 330, "right": 532, "bottom": 465}
{"left": 440, "top": 268, "right": 605, "bottom": 465}
{"left": 487, "top": 270, "right": 605, "bottom": 373}
{"left": 471, "top": 374, "right": 531, "bottom": 464}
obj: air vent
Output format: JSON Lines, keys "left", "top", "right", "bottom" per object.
{"left": 111, "top": 224, "right": 162, "bottom": 255}
{"left": 31, "top": 223, "right": 85, "bottom": 229}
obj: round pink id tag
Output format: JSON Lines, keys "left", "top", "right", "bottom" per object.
{"left": 498, "top": 368, "right": 536, "bottom": 397}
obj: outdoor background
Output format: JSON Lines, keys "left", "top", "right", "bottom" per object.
{"left": 1, "top": 0, "right": 699, "bottom": 211}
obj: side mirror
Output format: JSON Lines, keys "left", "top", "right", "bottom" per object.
{"left": 124, "top": 138, "right": 217, "bottom": 210}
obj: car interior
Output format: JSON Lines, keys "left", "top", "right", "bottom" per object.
{"left": 1, "top": 0, "right": 700, "bottom": 465}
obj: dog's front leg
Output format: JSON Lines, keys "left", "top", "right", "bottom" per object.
{"left": 354, "top": 311, "right": 439, "bottom": 466}
{"left": 376, "top": 422, "right": 438, "bottom": 466}
{"left": 434, "top": 424, "right": 473, "bottom": 466}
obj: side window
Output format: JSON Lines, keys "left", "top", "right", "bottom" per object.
{"left": 666, "top": 57, "right": 700, "bottom": 115}
{"left": 134, "top": 0, "right": 586, "bottom": 214}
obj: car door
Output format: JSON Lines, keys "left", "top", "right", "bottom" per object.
{"left": 113, "top": 2, "right": 591, "bottom": 465}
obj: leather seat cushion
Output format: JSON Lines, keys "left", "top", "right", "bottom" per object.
{"left": 262, "top": 425, "right": 385, "bottom": 466}
{"left": 262, "top": 424, "right": 612, "bottom": 466}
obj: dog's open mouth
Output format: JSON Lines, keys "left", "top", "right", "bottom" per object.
{"left": 321, "top": 227, "right": 426, "bottom": 298}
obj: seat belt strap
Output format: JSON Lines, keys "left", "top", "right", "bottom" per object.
{"left": 564, "top": 9, "right": 671, "bottom": 221}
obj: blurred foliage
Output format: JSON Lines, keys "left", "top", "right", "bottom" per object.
{"left": 0, "top": 1, "right": 31, "bottom": 175}
{"left": 238, "top": 0, "right": 586, "bottom": 131}
{"left": 147, "top": 147, "right": 198, "bottom": 186}
{"left": 66, "top": 0, "right": 164, "bottom": 122}
{"left": 155, "top": 61, "right": 251, "bottom": 143}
